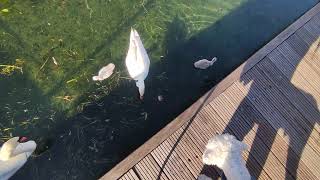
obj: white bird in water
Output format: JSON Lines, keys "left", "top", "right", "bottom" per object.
{"left": 194, "top": 57, "right": 217, "bottom": 70}
{"left": 0, "top": 137, "right": 37, "bottom": 180}
{"left": 125, "top": 28, "right": 150, "bottom": 100}
{"left": 92, "top": 63, "right": 115, "bottom": 81}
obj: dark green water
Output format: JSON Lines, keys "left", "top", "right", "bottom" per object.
{"left": 0, "top": 0, "right": 318, "bottom": 179}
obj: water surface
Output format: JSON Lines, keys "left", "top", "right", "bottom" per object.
{"left": 0, "top": 0, "right": 318, "bottom": 179}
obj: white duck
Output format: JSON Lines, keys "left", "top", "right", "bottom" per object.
{"left": 194, "top": 57, "right": 217, "bottom": 70}
{"left": 125, "top": 28, "right": 150, "bottom": 100}
{"left": 0, "top": 137, "right": 36, "bottom": 180}
{"left": 92, "top": 63, "right": 115, "bottom": 81}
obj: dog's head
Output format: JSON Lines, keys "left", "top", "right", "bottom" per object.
{"left": 202, "top": 134, "right": 248, "bottom": 168}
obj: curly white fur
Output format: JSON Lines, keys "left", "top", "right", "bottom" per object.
{"left": 202, "top": 134, "right": 251, "bottom": 180}
{"left": 197, "top": 174, "right": 212, "bottom": 180}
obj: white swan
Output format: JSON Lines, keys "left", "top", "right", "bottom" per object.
{"left": 92, "top": 63, "right": 115, "bottom": 81}
{"left": 194, "top": 57, "right": 217, "bottom": 69}
{"left": 125, "top": 28, "right": 150, "bottom": 100}
{"left": 0, "top": 137, "right": 37, "bottom": 180}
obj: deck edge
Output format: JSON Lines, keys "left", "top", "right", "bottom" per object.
{"left": 100, "top": 3, "right": 320, "bottom": 180}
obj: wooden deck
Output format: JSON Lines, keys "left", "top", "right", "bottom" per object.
{"left": 101, "top": 3, "right": 320, "bottom": 180}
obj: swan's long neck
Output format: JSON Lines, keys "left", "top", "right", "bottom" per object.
{"left": 210, "top": 57, "right": 217, "bottom": 64}
{"left": 0, "top": 137, "right": 19, "bottom": 161}
{"left": 136, "top": 80, "right": 145, "bottom": 98}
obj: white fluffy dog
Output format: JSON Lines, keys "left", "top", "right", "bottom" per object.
{"left": 202, "top": 134, "right": 251, "bottom": 180}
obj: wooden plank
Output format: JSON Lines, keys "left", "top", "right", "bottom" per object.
{"left": 198, "top": 105, "right": 271, "bottom": 180}
{"left": 147, "top": 155, "right": 169, "bottom": 180}
{"left": 243, "top": 66, "right": 320, "bottom": 155}
{"left": 306, "top": 13, "right": 320, "bottom": 35}
{"left": 146, "top": 155, "right": 170, "bottom": 180}
{"left": 277, "top": 41, "right": 320, "bottom": 94}
{"left": 223, "top": 83, "right": 318, "bottom": 179}
{"left": 165, "top": 128, "right": 201, "bottom": 178}
{"left": 267, "top": 48, "right": 320, "bottom": 109}
{"left": 151, "top": 144, "right": 183, "bottom": 180}
{"left": 313, "top": 11, "right": 320, "bottom": 24}
{"left": 234, "top": 76, "right": 320, "bottom": 178}
{"left": 164, "top": 124, "right": 217, "bottom": 179}
{"left": 150, "top": 126, "right": 195, "bottom": 180}
{"left": 184, "top": 124, "right": 222, "bottom": 179}
{"left": 135, "top": 158, "right": 156, "bottom": 180}
{"left": 295, "top": 27, "right": 320, "bottom": 75}
{"left": 196, "top": 104, "right": 271, "bottom": 180}
{"left": 286, "top": 33, "right": 320, "bottom": 76}
{"left": 257, "top": 59, "right": 320, "bottom": 133}
{"left": 178, "top": 118, "right": 222, "bottom": 179}
{"left": 159, "top": 139, "right": 195, "bottom": 180}
{"left": 286, "top": 33, "right": 312, "bottom": 59}
{"left": 135, "top": 154, "right": 169, "bottom": 180}
{"left": 296, "top": 26, "right": 317, "bottom": 45}
{"left": 208, "top": 93, "right": 291, "bottom": 180}
{"left": 304, "top": 21, "right": 320, "bottom": 39}
{"left": 100, "top": 4, "right": 320, "bottom": 179}
{"left": 119, "top": 169, "right": 140, "bottom": 180}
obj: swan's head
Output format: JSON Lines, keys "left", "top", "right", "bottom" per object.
{"left": 135, "top": 80, "right": 145, "bottom": 100}
{"left": 18, "top": 137, "right": 28, "bottom": 143}
{"left": 0, "top": 137, "right": 27, "bottom": 161}
{"left": 92, "top": 76, "right": 102, "bottom": 81}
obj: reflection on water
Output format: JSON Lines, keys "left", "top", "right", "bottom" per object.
{"left": 0, "top": 0, "right": 318, "bottom": 179}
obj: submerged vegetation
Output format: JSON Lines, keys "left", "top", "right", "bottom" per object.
{"left": 0, "top": 0, "right": 10, "bottom": 14}
{"left": 0, "top": 0, "right": 243, "bottom": 117}
{"left": 0, "top": 58, "right": 24, "bottom": 75}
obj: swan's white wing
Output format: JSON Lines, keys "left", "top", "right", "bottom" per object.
{"left": 125, "top": 29, "right": 150, "bottom": 80}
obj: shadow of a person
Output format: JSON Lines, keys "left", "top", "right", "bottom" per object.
{"left": 221, "top": 24, "right": 320, "bottom": 179}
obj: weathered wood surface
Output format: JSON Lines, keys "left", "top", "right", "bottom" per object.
{"left": 102, "top": 3, "right": 320, "bottom": 180}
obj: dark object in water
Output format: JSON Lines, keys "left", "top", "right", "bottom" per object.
{"left": 157, "top": 95, "right": 163, "bottom": 102}
{"left": 33, "top": 138, "right": 54, "bottom": 156}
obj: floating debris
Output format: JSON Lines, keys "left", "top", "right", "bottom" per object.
{"left": 141, "top": 112, "right": 148, "bottom": 120}
{"left": 0, "top": 59, "right": 24, "bottom": 75}
{"left": 92, "top": 63, "right": 115, "bottom": 81}
{"left": 52, "top": 57, "right": 58, "bottom": 65}
{"left": 158, "top": 95, "right": 163, "bottom": 102}
{"left": 55, "top": 95, "right": 73, "bottom": 102}
{"left": 1, "top": 9, "right": 9, "bottom": 13}
{"left": 66, "top": 78, "right": 78, "bottom": 84}
{"left": 194, "top": 57, "right": 217, "bottom": 70}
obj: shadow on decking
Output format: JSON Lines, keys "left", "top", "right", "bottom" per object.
{"left": 156, "top": 3, "right": 320, "bottom": 180}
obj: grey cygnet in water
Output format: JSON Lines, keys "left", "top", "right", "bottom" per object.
{"left": 194, "top": 57, "right": 217, "bottom": 69}
{"left": 92, "top": 63, "right": 115, "bottom": 81}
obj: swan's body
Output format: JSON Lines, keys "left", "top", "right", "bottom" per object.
{"left": 125, "top": 28, "right": 150, "bottom": 99}
{"left": 0, "top": 137, "right": 36, "bottom": 180}
{"left": 194, "top": 57, "right": 217, "bottom": 69}
{"left": 92, "top": 63, "right": 115, "bottom": 81}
